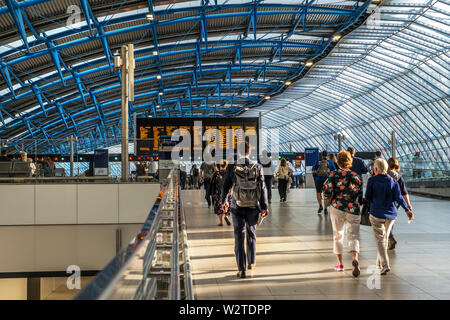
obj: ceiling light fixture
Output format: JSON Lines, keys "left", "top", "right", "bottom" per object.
{"left": 305, "top": 61, "right": 313, "bottom": 67}
{"left": 153, "top": 51, "right": 158, "bottom": 56}
{"left": 156, "top": 74, "right": 162, "bottom": 79}
{"left": 146, "top": 14, "right": 154, "bottom": 21}
{"left": 332, "top": 34, "right": 342, "bottom": 41}
{"left": 264, "top": 96, "right": 270, "bottom": 100}
{"left": 285, "top": 81, "right": 292, "bottom": 86}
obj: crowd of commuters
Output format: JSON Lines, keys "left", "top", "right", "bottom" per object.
{"left": 133, "top": 157, "right": 159, "bottom": 179}
{"left": 320, "top": 148, "right": 414, "bottom": 277}
{"left": 192, "top": 144, "right": 415, "bottom": 280}
{"left": 0, "top": 150, "right": 53, "bottom": 176}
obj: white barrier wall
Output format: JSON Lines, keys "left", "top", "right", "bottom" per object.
{"left": 0, "top": 183, "right": 161, "bottom": 225}
{"left": 0, "top": 224, "right": 143, "bottom": 273}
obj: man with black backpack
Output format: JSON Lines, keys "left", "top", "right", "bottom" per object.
{"left": 222, "top": 141, "right": 269, "bottom": 279}
{"left": 312, "top": 150, "right": 336, "bottom": 215}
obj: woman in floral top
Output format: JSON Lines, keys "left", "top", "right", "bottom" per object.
{"left": 323, "top": 150, "right": 363, "bottom": 277}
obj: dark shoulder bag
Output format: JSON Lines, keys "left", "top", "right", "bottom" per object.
{"left": 359, "top": 196, "right": 371, "bottom": 226}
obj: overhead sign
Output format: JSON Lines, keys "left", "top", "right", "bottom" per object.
{"left": 305, "top": 148, "right": 319, "bottom": 166}
{"left": 136, "top": 117, "right": 259, "bottom": 157}
{"left": 94, "top": 149, "right": 109, "bottom": 176}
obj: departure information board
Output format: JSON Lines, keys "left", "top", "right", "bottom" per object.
{"left": 136, "top": 117, "right": 259, "bottom": 157}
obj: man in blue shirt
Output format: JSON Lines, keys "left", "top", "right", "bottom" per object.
{"left": 347, "top": 147, "right": 369, "bottom": 183}
{"left": 312, "top": 150, "right": 336, "bottom": 215}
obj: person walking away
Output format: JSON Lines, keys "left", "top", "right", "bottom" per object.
{"left": 365, "top": 158, "right": 414, "bottom": 275}
{"left": 387, "top": 157, "right": 413, "bottom": 250}
{"left": 210, "top": 160, "right": 231, "bottom": 226}
{"left": 329, "top": 154, "right": 338, "bottom": 169}
{"left": 222, "top": 141, "right": 269, "bottom": 278}
{"left": 274, "top": 158, "right": 293, "bottom": 202}
{"left": 323, "top": 151, "right": 363, "bottom": 277}
{"left": 312, "top": 150, "right": 336, "bottom": 214}
{"left": 200, "top": 161, "right": 215, "bottom": 207}
{"left": 369, "top": 150, "right": 382, "bottom": 176}
{"left": 259, "top": 150, "right": 274, "bottom": 203}
{"left": 347, "top": 146, "right": 369, "bottom": 185}
{"left": 190, "top": 164, "right": 199, "bottom": 189}
{"left": 180, "top": 166, "right": 187, "bottom": 190}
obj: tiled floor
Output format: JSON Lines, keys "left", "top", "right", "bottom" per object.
{"left": 184, "top": 188, "right": 450, "bottom": 300}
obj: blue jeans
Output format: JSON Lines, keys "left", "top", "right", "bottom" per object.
{"left": 231, "top": 207, "right": 259, "bottom": 271}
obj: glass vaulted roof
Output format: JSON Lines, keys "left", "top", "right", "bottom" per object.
{"left": 244, "top": 0, "right": 449, "bottom": 163}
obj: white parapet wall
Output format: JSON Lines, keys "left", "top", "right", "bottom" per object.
{"left": 0, "top": 183, "right": 162, "bottom": 275}
{"left": 0, "top": 183, "right": 161, "bottom": 226}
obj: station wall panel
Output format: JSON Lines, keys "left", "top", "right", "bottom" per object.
{"left": 0, "top": 185, "right": 35, "bottom": 225}
{"left": 35, "top": 185, "right": 77, "bottom": 225}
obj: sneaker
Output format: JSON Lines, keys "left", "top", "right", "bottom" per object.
{"left": 248, "top": 264, "right": 256, "bottom": 270}
{"left": 352, "top": 260, "right": 360, "bottom": 278}
{"left": 334, "top": 264, "right": 344, "bottom": 271}
{"left": 324, "top": 208, "right": 328, "bottom": 215}
{"left": 318, "top": 206, "right": 323, "bottom": 214}
{"left": 237, "top": 270, "right": 246, "bottom": 278}
{"left": 380, "top": 267, "right": 390, "bottom": 275}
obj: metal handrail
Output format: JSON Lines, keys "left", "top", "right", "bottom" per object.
{"left": 169, "top": 176, "right": 180, "bottom": 300}
{"left": 75, "top": 167, "right": 194, "bottom": 300}
{"left": 75, "top": 172, "right": 171, "bottom": 300}
{"left": 179, "top": 186, "right": 195, "bottom": 300}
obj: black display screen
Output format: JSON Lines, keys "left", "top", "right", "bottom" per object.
{"left": 136, "top": 117, "right": 259, "bottom": 157}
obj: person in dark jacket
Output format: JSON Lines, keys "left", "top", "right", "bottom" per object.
{"left": 387, "top": 157, "right": 413, "bottom": 250}
{"left": 347, "top": 147, "right": 369, "bottom": 183}
{"left": 365, "top": 158, "right": 414, "bottom": 275}
{"left": 312, "top": 150, "right": 336, "bottom": 215}
{"left": 222, "top": 141, "right": 269, "bottom": 279}
{"left": 209, "top": 160, "right": 231, "bottom": 226}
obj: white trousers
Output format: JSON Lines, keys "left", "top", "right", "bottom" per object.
{"left": 330, "top": 206, "right": 361, "bottom": 254}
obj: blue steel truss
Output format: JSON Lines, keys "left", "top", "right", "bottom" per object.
{"left": 0, "top": 0, "right": 370, "bottom": 153}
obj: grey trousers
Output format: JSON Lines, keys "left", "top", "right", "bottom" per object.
{"left": 369, "top": 214, "right": 395, "bottom": 269}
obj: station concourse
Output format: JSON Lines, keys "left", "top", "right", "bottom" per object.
{"left": 0, "top": 0, "right": 448, "bottom": 302}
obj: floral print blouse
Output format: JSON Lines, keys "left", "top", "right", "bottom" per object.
{"left": 323, "top": 169, "right": 363, "bottom": 215}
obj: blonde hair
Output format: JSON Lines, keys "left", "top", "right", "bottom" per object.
{"left": 374, "top": 158, "right": 388, "bottom": 175}
{"left": 337, "top": 151, "right": 352, "bottom": 169}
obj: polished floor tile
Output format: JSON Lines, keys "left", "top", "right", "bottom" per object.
{"left": 184, "top": 189, "right": 450, "bottom": 300}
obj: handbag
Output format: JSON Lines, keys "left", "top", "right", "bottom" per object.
{"left": 360, "top": 198, "right": 371, "bottom": 226}
{"left": 323, "top": 193, "right": 333, "bottom": 208}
